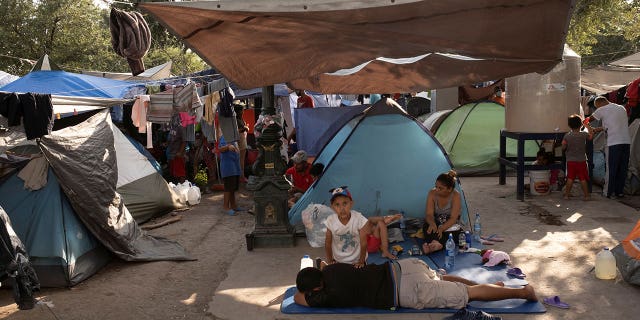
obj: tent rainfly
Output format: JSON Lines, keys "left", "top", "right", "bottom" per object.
{"left": 288, "top": 98, "right": 471, "bottom": 228}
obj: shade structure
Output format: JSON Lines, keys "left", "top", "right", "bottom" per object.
{"left": 139, "top": 0, "right": 575, "bottom": 93}
{"left": 288, "top": 98, "right": 470, "bottom": 228}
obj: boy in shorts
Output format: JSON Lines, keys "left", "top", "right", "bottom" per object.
{"left": 563, "top": 114, "right": 594, "bottom": 200}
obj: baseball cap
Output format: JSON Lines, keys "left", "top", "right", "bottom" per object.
{"left": 329, "top": 186, "right": 352, "bottom": 202}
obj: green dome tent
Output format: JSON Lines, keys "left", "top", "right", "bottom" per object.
{"left": 427, "top": 101, "right": 539, "bottom": 176}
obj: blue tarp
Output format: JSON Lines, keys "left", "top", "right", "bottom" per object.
{"left": 289, "top": 103, "right": 470, "bottom": 227}
{"left": 0, "top": 70, "right": 139, "bottom": 98}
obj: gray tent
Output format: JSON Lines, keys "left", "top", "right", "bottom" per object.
{"left": 37, "top": 110, "right": 192, "bottom": 261}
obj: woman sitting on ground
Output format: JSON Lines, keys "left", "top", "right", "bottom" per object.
{"left": 422, "top": 170, "right": 462, "bottom": 254}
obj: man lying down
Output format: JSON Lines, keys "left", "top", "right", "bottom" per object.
{"left": 294, "top": 258, "right": 538, "bottom": 310}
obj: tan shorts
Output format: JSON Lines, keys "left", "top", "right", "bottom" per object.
{"left": 397, "top": 258, "right": 468, "bottom": 309}
{"left": 237, "top": 131, "right": 248, "bottom": 150}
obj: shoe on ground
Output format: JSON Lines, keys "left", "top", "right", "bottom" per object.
{"left": 444, "top": 308, "right": 502, "bottom": 320}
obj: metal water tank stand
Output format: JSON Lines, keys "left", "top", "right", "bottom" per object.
{"left": 498, "top": 130, "right": 592, "bottom": 200}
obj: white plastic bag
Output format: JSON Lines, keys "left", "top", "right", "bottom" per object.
{"left": 301, "top": 204, "right": 334, "bottom": 248}
{"left": 187, "top": 185, "right": 201, "bottom": 205}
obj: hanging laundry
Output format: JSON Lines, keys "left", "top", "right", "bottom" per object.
{"left": 204, "top": 92, "right": 220, "bottom": 124}
{"left": 17, "top": 156, "right": 48, "bottom": 191}
{"left": 0, "top": 92, "right": 22, "bottom": 126}
{"left": 131, "top": 95, "right": 150, "bottom": 133}
{"left": 208, "top": 78, "right": 230, "bottom": 93}
{"left": 200, "top": 118, "right": 216, "bottom": 143}
{"left": 179, "top": 112, "right": 197, "bottom": 127}
{"left": 109, "top": 8, "right": 151, "bottom": 75}
{"left": 20, "top": 93, "right": 53, "bottom": 140}
{"left": 147, "top": 91, "right": 173, "bottom": 123}
{"left": 218, "top": 87, "right": 235, "bottom": 118}
{"left": 173, "top": 82, "right": 195, "bottom": 112}
{"left": 146, "top": 122, "right": 153, "bottom": 149}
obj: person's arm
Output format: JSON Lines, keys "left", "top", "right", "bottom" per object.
{"left": 437, "top": 192, "right": 462, "bottom": 237}
{"left": 561, "top": 138, "right": 568, "bottom": 151}
{"left": 294, "top": 291, "right": 309, "bottom": 307}
{"left": 355, "top": 225, "right": 368, "bottom": 268}
{"left": 425, "top": 191, "right": 437, "bottom": 234}
{"left": 585, "top": 122, "right": 595, "bottom": 140}
{"left": 368, "top": 213, "right": 402, "bottom": 225}
{"left": 324, "top": 229, "right": 335, "bottom": 264}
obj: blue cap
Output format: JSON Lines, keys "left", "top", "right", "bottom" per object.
{"left": 329, "top": 186, "right": 352, "bottom": 202}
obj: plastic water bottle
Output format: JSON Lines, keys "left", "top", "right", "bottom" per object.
{"left": 445, "top": 233, "right": 456, "bottom": 270}
{"left": 300, "top": 255, "right": 314, "bottom": 270}
{"left": 399, "top": 213, "right": 406, "bottom": 233}
{"left": 595, "top": 247, "right": 617, "bottom": 279}
{"left": 465, "top": 231, "right": 472, "bottom": 248}
{"left": 473, "top": 212, "right": 482, "bottom": 242}
{"left": 458, "top": 232, "right": 467, "bottom": 251}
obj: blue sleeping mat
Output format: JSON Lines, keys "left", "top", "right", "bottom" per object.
{"left": 281, "top": 239, "right": 546, "bottom": 314}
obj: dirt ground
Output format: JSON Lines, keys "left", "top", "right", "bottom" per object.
{"left": 0, "top": 187, "right": 255, "bottom": 320}
{"left": 1, "top": 177, "right": 640, "bottom": 320}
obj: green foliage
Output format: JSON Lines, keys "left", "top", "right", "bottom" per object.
{"left": 0, "top": 0, "right": 207, "bottom": 76}
{"left": 568, "top": 0, "right": 640, "bottom": 67}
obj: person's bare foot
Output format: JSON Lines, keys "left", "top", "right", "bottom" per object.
{"left": 583, "top": 195, "right": 591, "bottom": 201}
{"left": 493, "top": 281, "right": 505, "bottom": 287}
{"left": 430, "top": 242, "right": 443, "bottom": 252}
{"left": 523, "top": 285, "right": 538, "bottom": 302}
{"left": 382, "top": 251, "right": 397, "bottom": 260}
{"left": 563, "top": 194, "right": 569, "bottom": 200}
{"left": 422, "top": 243, "right": 431, "bottom": 254}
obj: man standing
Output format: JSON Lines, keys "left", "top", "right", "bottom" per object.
{"left": 296, "top": 90, "right": 315, "bottom": 109}
{"left": 587, "top": 96, "right": 631, "bottom": 198}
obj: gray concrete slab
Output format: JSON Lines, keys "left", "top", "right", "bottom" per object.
{"left": 209, "top": 176, "right": 640, "bottom": 320}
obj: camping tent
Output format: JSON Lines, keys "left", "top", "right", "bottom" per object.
{"left": 0, "top": 168, "right": 112, "bottom": 287}
{"left": 0, "top": 68, "right": 181, "bottom": 222}
{"left": 288, "top": 98, "right": 470, "bottom": 227}
{"left": 426, "top": 101, "right": 539, "bottom": 176}
{"left": 0, "top": 71, "right": 18, "bottom": 87}
{"left": 0, "top": 110, "right": 191, "bottom": 286}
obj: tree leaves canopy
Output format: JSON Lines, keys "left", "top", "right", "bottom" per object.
{"left": 0, "top": 0, "right": 206, "bottom": 77}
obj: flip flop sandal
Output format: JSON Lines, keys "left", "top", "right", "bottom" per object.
{"left": 506, "top": 267, "right": 527, "bottom": 279}
{"left": 543, "top": 296, "right": 570, "bottom": 309}
{"left": 482, "top": 234, "right": 505, "bottom": 242}
{"left": 480, "top": 239, "right": 495, "bottom": 245}
{"left": 225, "top": 209, "right": 236, "bottom": 216}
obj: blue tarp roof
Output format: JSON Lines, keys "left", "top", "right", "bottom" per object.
{"left": 0, "top": 70, "right": 139, "bottom": 98}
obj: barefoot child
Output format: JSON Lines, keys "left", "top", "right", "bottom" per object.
{"left": 563, "top": 114, "right": 594, "bottom": 200}
{"left": 365, "top": 213, "right": 402, "bottom": 259}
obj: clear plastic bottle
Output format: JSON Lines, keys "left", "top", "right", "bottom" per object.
{"left": 473, "top": 212, "right": 482, "bottom": 242}
{"left": 465, "top": 231, "right": 472, "bottom": 247}
{"left": 595, "top": 247, "right": 617, "bottom": 279}
{"left": 300, "top": 255, "right": 314, "bottom": 270}
{"left": 445, "top": 233, "right": 456, "bottom": 270}
{"left": 399, "top": 212, "right": 406, "bottom": 233}
{"left": 458, "top": 232, "right": 467, "bottom": 251}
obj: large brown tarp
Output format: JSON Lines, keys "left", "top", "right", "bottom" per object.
{"left": 139, "top": 0, "right": 575, "bottom": 93}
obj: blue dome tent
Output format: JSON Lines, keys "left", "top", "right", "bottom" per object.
{"left": 288, "top": 98, "right": 471, "bottom": 228}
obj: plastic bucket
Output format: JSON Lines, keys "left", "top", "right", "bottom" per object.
{"left": 530, "top": 170, "right": 551, "bottom": 195}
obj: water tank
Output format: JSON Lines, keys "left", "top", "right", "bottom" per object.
{"left": 505, "top": 45, "right": 581, "bottom": 133}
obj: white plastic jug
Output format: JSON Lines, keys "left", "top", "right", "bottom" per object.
{"left": 300, "top": 255, "right": 314, "bottom": 270}
{"left": 595, "top": 247, "right": 617, "bottom": 279}
{"left": 529, "top": 170, "right": 551, "bottom": 195}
